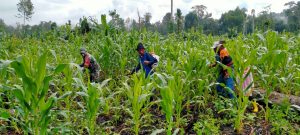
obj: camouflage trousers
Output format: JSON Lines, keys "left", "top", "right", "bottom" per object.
{"left": 90, "top": 71, "right": 99, "bottom": 82}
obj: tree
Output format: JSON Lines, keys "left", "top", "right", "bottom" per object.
{"left": 175, "top": 9, "right": 183, "bottom": 34}
{"left": 201, "top": 18, "right": 219, "bottom": 35}
{"left": 192, "top": 5, "right": 208, "bottom": 19}
{"left": 190, "top": 5, "right": 213, "bottom": 33}
{"left": 255, "top": 5, "right": 274, "bottom": 32}
{"left": 131, "top": 19, "right": 139, "bottom": 31}
{"left": 243, "top": 9, "right": 248, "bottom": 35}
{"left": 124, "top": 17, "right": 131, "bottom": 31}
{"left": 80, "top": 17, "right": 91, "bottom": 34}
{"left": 16, "top": 0, "right": 34, "bottom": 25}
{"left": 284, "top": 1, "right": 300, "bottom": 33}
{"left": 144, "top": 12, "right": 152, "bottom": 30}
{"left": 251, "top": 9, "right": 255, "bottom": 33}
{"left": 184, "top": 11, "right": 199, "bottom": 31}
{"left": 136, "top": 9, "right": 144, "bottom": 32}
{"left": 67, "top": 20, "right": 71, "bottom": 26}
{"left": 219, "top": 7, "right": 247, "bottom": 35}
{"left": 50, "top": 22, "right": 57, "bottom": 31}
{"left": 0, "top": 19, "right": 6, "bottom": 32}
{"left": 108, "top": 9, "right": 125, "bottom": 30}
{"left": 162, "top": 12, "right": 174, "bottom": 34}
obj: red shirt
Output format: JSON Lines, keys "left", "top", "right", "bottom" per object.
{"left": 83, "top": 55, "right": 91, "bottom": 68}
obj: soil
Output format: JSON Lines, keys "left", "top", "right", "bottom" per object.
{"left": 0, "top": 127, "right": 22, "bottom": 135}
{"left": 96, "top": 109, "right": 133, "bottom": 134}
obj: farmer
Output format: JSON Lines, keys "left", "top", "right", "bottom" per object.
{"left": 79, "top": 48, "right": 100, "bottom": 82}
{"left": 130, "top": 43, "right": 158, "bottom": 78}
{"left": 209, "top": 40, "right": 235, "bottom": 98}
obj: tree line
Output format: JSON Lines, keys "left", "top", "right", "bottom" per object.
{"left": 0, "top": 0, "right": 300, "bottom": 37}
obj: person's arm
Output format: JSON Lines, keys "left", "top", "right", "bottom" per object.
{"left": 130, "top": 63, "right": 141, "bottom": 75}
{"left": 79, "top": 57, "right": 84, "bottom": 67}
{"left": 144, "top": 53, "right": 157, "bottom": 65}
{"left": 209, "top": 62, "right": 217, "bottom": 68}
{"left": 209, "top": 55, "right": 220, "bottom": 68}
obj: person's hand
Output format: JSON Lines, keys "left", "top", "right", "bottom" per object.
{"left": 209, "top": 63, "right": 215, "bottom": 68}
{"left": 224, "top": 71, "right": 229, "bottom": 78}
{"left": 144, "top": 61, "right": 150, "bottom": 65}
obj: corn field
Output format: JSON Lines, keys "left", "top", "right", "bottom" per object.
{"left": 0, "top": 28, "right": 299, "bottom": 135}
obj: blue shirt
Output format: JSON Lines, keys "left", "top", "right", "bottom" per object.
{"left": 132, "top": 52, "right": 157, "bottom": 77}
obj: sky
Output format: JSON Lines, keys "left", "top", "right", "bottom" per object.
{"left": 0, "top": 0, "right": 297, "bottom": 26}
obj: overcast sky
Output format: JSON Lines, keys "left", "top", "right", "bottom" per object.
{"left": 0, "top": 0, "right": 297, "bottom": 26}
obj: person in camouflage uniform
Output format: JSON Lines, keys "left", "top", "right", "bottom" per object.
{"left": 79, "top": 48, "right": 100, "bottom": 82}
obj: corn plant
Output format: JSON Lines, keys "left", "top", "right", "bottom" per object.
{"left": 255, "top": 31, "right": 290, "bottom": 122}
{"left": 229, "top": 38, "right": 255, "bottom": 133}
{"left": 9, "top": 51, "right": 67, "bottom": 134}
{"left": 76, "top": 71, "right": 111, "bottom": 134}
{"left": 155, "top": 73, "right": 174, "bottom": 135}
{"left": 170, "top": 71, "right": 185, "bottom": 128}
{"left": 124, "top": 73, "right": 152, "bottom": 135}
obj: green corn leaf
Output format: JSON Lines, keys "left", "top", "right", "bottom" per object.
{"left": 13, "top": 88, "right": 24, "bottom": 101}
{"left": 58, "top": 91, "right": 72, "bottom": 100}
{"left": 0, "top": 110, "right": 10, "bottom": 119}
{"left": 101, "top": 14, "right": 108, "bottom": 28}
{"left": 100, "top": 78, "right": 111, "bottom": 88}
{"left": 41, "top": 97, "right": 56, "bottom": 116}
{"left": 54, "top": 64, "right": 67, "bottom": 74}
{"left": 76, "top": 92, "right": 88, "bottom": 97}
{"left": 138, "top": 94, "right": 150, "bottom": 102}
{"left": 49, "top": 49, "right": 57, "bottom": 62}
{"left": 39, "top": 75, "right": 53, "bottom": 100}
{"left": 36, "top": 52, "right": 47, "bottom": 86}
{"left": 11, "top": 61, "right": 27, "bottom": 79}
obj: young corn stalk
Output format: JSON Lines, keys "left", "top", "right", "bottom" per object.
{"left": 225, "top": 38, "right": 257, "bottom": 133}
{"left": 78, "top": 70, "right": 111, "bottom": 134}
{"left": 155, "top": 73, "right": 174, "bottom": 135}
{"left": 10, "top": 51, "right": 67, "bottom": 135}
{"left": 257, "top": 31, "right": 289, "bottom": 123}
{"left": 171, "top": 71, "right": 185, "bottom": 128}
{"left": 86, "top": 82, "right": 100, "bottom": 135}
{"left": 124, "top": 73, "right": 152, "bottom": 135}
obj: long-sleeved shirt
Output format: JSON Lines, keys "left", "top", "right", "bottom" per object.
{"left": 131, "top": 52, "right": 158, "bottom": 77}
{"left": 80, "top": 53, "right": 99, "bottom": 73}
